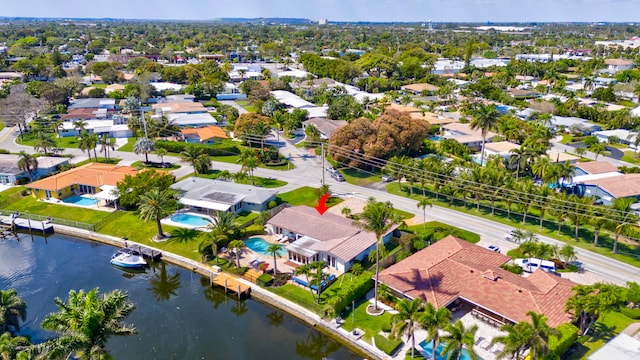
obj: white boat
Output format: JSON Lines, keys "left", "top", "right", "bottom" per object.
{"left": 110, "top": 249, "right": 147, "bottom": 268}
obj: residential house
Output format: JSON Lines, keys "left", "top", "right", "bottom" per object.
{"left": 573, "top": 161, "right": 620, "bottom": 177}
{"left": 0, "top": 155, "right": 69, "bottom": 185}
{"left": 68, "top": 98, "right": 116, "bottom": 110}
{"left": 165, "top": 113, "right": 219, "bottom": 128}
{"left": 432, "top": 59, "right": 465, "bottom": 75}
{"left": 26, "top": 163, "right": 137, "bottom": 200}
{"left": 481, "top": 141, "right": 521, "bottom": 166}
{"left": 59, "top": 120, "right": 132, "bottom": 138}
{"left": 574, "top": 173, "right": 640, "bottom": 205}
{"left": 401, "top": 83, "right": 440, "bottom": 96}
{"left": 170, "top": 177, "right": 277, "bottom": 215}
{"left": 266, "top": 206, "right": 398, "bottom": 272}
{"left": 180, "top": 126, "right": 228, "bottom": 144}
{"left": 152, "top": 101, "right": 207, "bottom": 115}
{"left": 506, "top": 88, "right": 539, "bottom": 99}
{"left": 603, "top": 59, "right": 635, "bottom": 73}
{"left": 61, "top": 108, "right": 110, "bottom": 122}
{"left": 216, "top": 82, "right": 247, "bottom": 100}
{"left": 302, "top": 118, "right": 347, "bottom": 139}
{"left": 593, "top": 129, "right": 637, "bottom": 147}
{"left": 550, "top": 116, "right": 601, "bottom": 135}
{"left": 378, "top": 235, "right": 577, "bottom": 327}
{"left": 150, "top": 82, "right": 184, "bottom": 92}
{"left": 270, "top": 90, "right": 328, "bottom": 118}
{"left": 441, "top": 122, "right": 496, "bottom": 150}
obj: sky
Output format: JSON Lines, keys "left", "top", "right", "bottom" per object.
{"left": 2, "top": 0, "right": 640, "bottom": 23}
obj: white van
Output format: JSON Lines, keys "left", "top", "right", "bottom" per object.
{"left": 514, "top": 258, "right": 556, "bottom": 273}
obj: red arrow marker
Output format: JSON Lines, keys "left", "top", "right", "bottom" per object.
{"left": 315, "top": 194, "right": 330, "bottom": 215}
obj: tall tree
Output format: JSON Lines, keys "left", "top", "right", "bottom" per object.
{"left": 265, "top": 244, "right": 282, "bottom": 275}
{"left": 469, "top": 103, "right": 499, "bottom": 166}
{"left": 237, "top": 148, "right": 260, "bottom": 185}
{"left": 610, "top": 197, "right": 638, "bottom": 254}
{"left": 491, "top": 322, "right": 533, "bottom": 360}
{"left": 354, "top": 199, "right": 403, "bottom": 312}
{"left": 521, "top": 312, "right": 560, "bottom": 360}
{"left": 133, "top": 137, "right": 154, "bottom": 163}
{"left": 138, "top": 189, "right": 175, "bottom": 240}
{"left": 440, "top": 320, "right": 479, "bottom": 360}
{"left": 418, "top": 302, "right": 452, "bottom": 360}
{"left": 38, "top": 288, "right": 136, "bottom": 360}
{"left": 228, "top": 240, "right": 245, "bottom": 269}
{"left": 16, "top": 151, "right": 38, "bottom": 182}
{"left": 180, "top": 145, "right": 211, "bottom": 177}
{"left": 391, "top": 298, "right": 424, "bottom": 359}
{"left": 417, "top": 198, "right": 433, "bottom": 231}
{"left": 32, "top": 131, "right": 56, "bottom": 154}
{"left": 0, "top": 289, "right": 27, "bottom": 334}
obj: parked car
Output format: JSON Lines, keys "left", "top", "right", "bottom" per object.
{"left": 381, "top": 174, "right": 396, "bottom": 183}
{"left": 326, "top": 166, "right": 337, "bottom": 174}
{"left": 504, "top": 230, "right": 516, "bottom": 241}
{"left": 332, "top": 171, "right": 345, "bottom": 182}
{"left": 487, "top": 245, "right": 500, "bottom": 253}
{"left": 514, "top": 258, "right": 556, "bottom": 273}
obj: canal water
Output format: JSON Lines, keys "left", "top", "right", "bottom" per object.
{"left": 0, "top": 233, "right": 361, "bottom": 360}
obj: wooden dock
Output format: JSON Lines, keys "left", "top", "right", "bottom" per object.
{"left": 125, "top": 244, "right": 162, "bottom": 261}
{"left": 0, "top": 216, "right": 54, "bottom": 234}
{"left": 210, "top": 272, "right": 251, "bottom": 298}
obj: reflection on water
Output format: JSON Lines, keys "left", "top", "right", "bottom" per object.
{"left": 0, "top": 234, "right": 361, "bottom": 360}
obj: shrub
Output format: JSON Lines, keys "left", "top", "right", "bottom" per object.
{"left": 0, "top": 149, "right": 9, "bottom": 154}
{"left": 395, "top": 250, "right": 412, "bottom": 262}
{"left": 243, "top": 224, "right": 265, "bottom": 237}
{"left": 380, "top": 321, "right": 392, "bottom": 333}
{"left": 619, "top": 305, "right": 640, "bottom": 319}
{"left": 326, "top": 271, "right": 374, "bottom": 315}
{"left": 548, "top": 323, "right": 579, "bottom": 358}
{"left": 373, "top": 333, "right": 403, "bottom": 355}
{"left": 413, "top": 240, "right": 428, "bottom": 251}
{"left": 272, "top": 273, "right": 291, "bottom": 287}
{"left": 349, "top": 262, "right": 364, "bottom": 276}
{"left": 155, "top": 140, "right": 240, "bottom": 157}
{"left": 267, "top": 200, "right": 277, "bottom": 209}
{"left": 501, "top": 263, "right": 524, "bottom": 275}
{"left": 257, "top": 273, "right": 273, "bottom": 287}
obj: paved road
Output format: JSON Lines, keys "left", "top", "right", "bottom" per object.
{"left": 2, "top": 124, "right": 640, "bottom": 285}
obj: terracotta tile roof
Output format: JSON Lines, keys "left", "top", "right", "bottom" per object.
{"left": 574, "top": 161, "right": 619, "bottom": 175}
{"left": 605, "top": 59, "right": 634, "bottom": 66}
{"left": 385, "top": 103, "right": 423, "bottom": 113}
{"left": 180, "top": 126, "right": 228, "bottom": 141}
{"left": 484, "top": 141, "right": 520, "bottom": 154}
{"left": 152, "top": 101, "right": 205, "bottom": 113}
{"left": 26, "top": 163, "right": 138, "bottom": 192}
{"left": 61, "top": 108, "right": 108, "bottom": 120}
{"left": 378, "top": 235, "right": 576, "bottom": 327}
{"left": 409, "top": 112, "right": 458, "bottom": 125}
{"left": 401, "top": 83, "right": 440, "bottom": 93}
{"left": 588, "top": 173, "right": 640, "bottom": 198}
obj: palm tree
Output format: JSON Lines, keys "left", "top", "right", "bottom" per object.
{"left": 155, "top": 147, "right": 168, "bottom": 164}
{"left": 610, "top": 198, "right": 638, "bottom": 254}
{"left": 0, "top": 331, "right": 30, "bottom": 360}
{"left": 417, "top": 198, "right": 433, "bottom": 231}
{"left": 469, "top": 103, "right": 499, "bottom": 166}
{"left": 133, "top": 137, "right": 154, "bottom": 163}
{"left": 39, "top": 288, "right": 136, "bottom": 360}
{"left": 391, "top": 298, "right": 424, "bottom": 359}
{"left": 238, "top": 148, "right": 260, "bottom": 185}
{"left": 265, "top": 244, "right": 282, "bottom": 275}
{"left": 418, "top": 302, "right": 452, "bottom": 360}
{"left": 0, "top": 289, "right": 27, "bottom": 334}
{"left": 491, "top": 322, "right": 532, "bottom": 360}
{"left": 209, "top": 211, "right": 239, "bottom": 241}
{"left": 354, "top": 199, "right": 403, "bottom": 312}
{"left": 228, "top": 240, "right": 245, "bottom": 269}
{"left": 198, "top": 230, "right": 227, "bottom": 264}
{"left": 72, "top": 120, "right": 87, "bottom": 132}
{"left": 565, "top": 284, "right": 596, "bottom": 334}
{"left": 32, "top": 131, "right": 56, "bottom": 154}
{"left": 295, "top": 261, "right": 327, "bottom": 304}
{"left": 98, "top": 133, "right": 114, "bottom": 161}
{"left": 589, "top": 206, "right": 607, "bottom": 247}
{"left": 138, "top": 189, "right": 175, "bottom": 240}
{"left": 87, "top": 132, "right": 99, "bottom": 160}
{"left": 78, "top": 131, "right": 94, "bottom": 160}
{"left": 180, "top": 145, "right": 211, "bottom": 176}
{"left": 16, "top": 151, "right": 38, "bottom": 182}
{"left": 522, "top": 311, "right": 560, "bottom": 360}
{"left": 383, "top": 155, "right": 409, "bottom": 191}
{"left": 440, "top": 319, "right": 479, "bottom": 360}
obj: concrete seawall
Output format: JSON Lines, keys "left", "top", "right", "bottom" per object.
{"left": 53, "top": 224, "right": 386, "bottom": 360}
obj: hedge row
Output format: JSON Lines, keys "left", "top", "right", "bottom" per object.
{"left": 325, "top": 271, "right": 374, "bottom": 315}
{"left": 155, "top": 140, "right": 240, "bottom": 157}
{"left": 619, "top": 305, "right": 640, "bottom": 319}
{"left": 373, "top": 333, "right": 403, "bottom": 356}
{"left": 547, "top": 323, "right": 579, "bottom": 359}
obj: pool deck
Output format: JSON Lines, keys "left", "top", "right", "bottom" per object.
{"left": 40, "top": 197, "right": 115, "bottom": 212}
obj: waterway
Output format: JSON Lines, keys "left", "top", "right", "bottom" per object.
{"left": 0, "top": 233, "right": 361, "bottom": 360}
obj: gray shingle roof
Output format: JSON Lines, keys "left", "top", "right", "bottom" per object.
{"left": 171, "top": 177, "right": 277, "bottom": 205}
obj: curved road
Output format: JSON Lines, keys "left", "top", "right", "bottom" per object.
{"left": 2, "top": 126, "right": 640, "bottom": 285}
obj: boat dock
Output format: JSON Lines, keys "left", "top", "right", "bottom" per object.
{"left": 125, "top": 244, "right": 162, "bottom": 262}
{"left": 209, "top": 268, "right": 251, "bottom": 298}
{"left": 0, "top": 216, "right": 54, "bottom": 234}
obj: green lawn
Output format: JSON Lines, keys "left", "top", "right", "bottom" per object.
{"left": 210, "top": 153, "right": 293, "bottom": 171}
{"left": 268, "top": 284, "right": 324, "bottom": 313}
{"left": 117, "top": 138, "right": 136, "bottom": 152}
{"left": 17, "top": 134, "right": 81, "bottom": 149}
{"left": 276, "top": 186, "right": 343, "bottom": 208}
{"left": 341, "top": 168, "right": 381, "bottom": 187}
{"left": 568, "top": 311, "right": 635, "bottom": 360}
{"left": 1, "top": 188, "right": 111, "bottom": 225}
{"left": 621, "top": 151, "right": 640, "bottom": 165}
{"left": 560, "top": 134, "right": 574, "bottom": 145}
{"left": 0, "top": 123, "right": 5, "bottom": 131}
{"left": 196, "top": 170, "right": 287, "bottom": 188}
{"left": 340, "top": 300, "right": 395, "bottom": 346}
{"left": 97, "top": 211, "right": 199, "bottom": 259}
{"left": 404, "top": 221, "right": 481, "bottom": 243}
{"left": 235, "top": 100, "right": 259, "bottom": 113}
{"left": 131, "top": 160, "right": 181, "bottom": 170}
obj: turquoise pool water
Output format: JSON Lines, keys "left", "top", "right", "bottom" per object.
{"left": 170, "top": 213, "right": 212, "bottom": 227}
{"left": 245, "top": 237, "right": 287, "bottom": 256}
{"left": 63, "top": 195, "right": 98, "bottom": 206}
{"left": 429, "top": 135, "right": 443, "bottom": 141}
{"left": 419, "top": 340, "right": 482, "bottom": 360}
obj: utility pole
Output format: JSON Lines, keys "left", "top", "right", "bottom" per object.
{"left": 141, "top": 109, "right": 149, "bottom": 140}
{"left": 321, "top": 143, "right": 325, "bottom": 185}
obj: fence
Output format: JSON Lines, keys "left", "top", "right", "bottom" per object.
{"left": 0, "top": 209, "right": 96, "bottom": 231}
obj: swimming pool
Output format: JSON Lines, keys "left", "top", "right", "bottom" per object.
{"left": 62, "top": 195, "right": 98, "bottom": 206}
{"left": 419, "top": 340, "right": 482, "bottom": 360}
{"left": 170, "top": 213, "right": 212, "bottom": 227}
{"left": 429, "top": 135, "right": 443, "bottom": 141}
{"left": 245, "top": 237, "right": 287, "bottom": 256}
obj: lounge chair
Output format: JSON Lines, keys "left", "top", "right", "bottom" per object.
{"left": 480, "top": 340, "right": 492, "bottom": 351}
{"left": 248, "top": 257, "right": 259, "bottom": 266}
{"left": 491, "top": 344, "right": 501, "bottom": 354}
{"left": 279, "top": 235, "right": 289, "bottom": 243}
{"left": 475, "top": 337, "right": 485, "bottom": 346}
